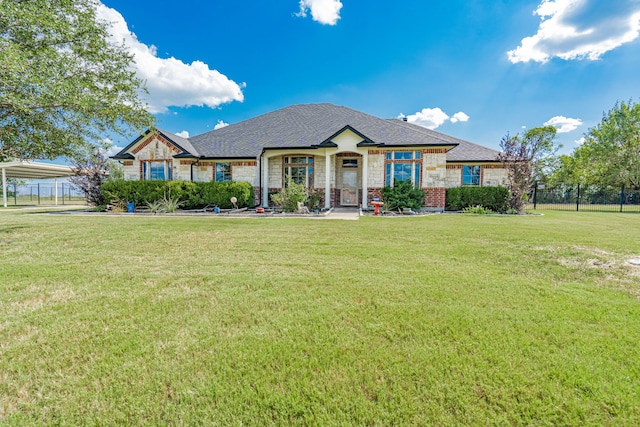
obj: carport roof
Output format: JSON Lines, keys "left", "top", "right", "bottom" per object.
{"left": 0, "top": 161, "right": 75, "bottom": 179}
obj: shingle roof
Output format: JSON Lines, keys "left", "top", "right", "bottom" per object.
{"left": 114, "top": 103, "right": 501, "bottom": 162}
{"left": 387, "top": 118, "right": 501, "bottom": 162}
{"left": 157, "top": 129, "right": 200, "bottom": 157}
{"left": 446, "top": 139, "right": 501, "bottom": 162}
{"left": 188, "top": 103, "right": 468, "bottom": 158}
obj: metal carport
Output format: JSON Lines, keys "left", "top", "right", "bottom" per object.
{"left": 0, "top": 161, "right": 76, "bottom": 207}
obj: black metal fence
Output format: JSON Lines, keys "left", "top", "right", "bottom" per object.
{"left": 1, "top": 183, "right": 87, "bottom": 206}
{"left": 529, "top": 183, "right": 640, "bottom": 213}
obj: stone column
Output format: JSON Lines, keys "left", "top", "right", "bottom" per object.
{"left": 324, "top": 152, "right": 331, "bottom": 209}
{"left": 262, "top": 155, "right": 269, "bottom": 207}
{"left": 361, "top": 150, "right": 369, "bottom": 209}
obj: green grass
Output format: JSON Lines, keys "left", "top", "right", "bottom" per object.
{"left": 1, "top": 195, "right": 87, "bottom": 207}
{"left": 1, "top": 210, "right": 640, "bottom": 425}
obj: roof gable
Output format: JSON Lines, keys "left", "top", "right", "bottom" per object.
{"left": 111, "top": 129, "right": 199, "bottom": 160}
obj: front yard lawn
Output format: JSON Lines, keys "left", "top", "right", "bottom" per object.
{"left": 1, "top": 210, "right": 639, "bottom": 425}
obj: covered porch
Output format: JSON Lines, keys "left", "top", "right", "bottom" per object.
{"left": 261, "top": 147, "right": 373, "bottom": 210}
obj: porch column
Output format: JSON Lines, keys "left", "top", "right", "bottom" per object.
{"left": 2, "top": 167, "right": 6, "bottom": 208}
{"left": 262, "top": 154, "right": 269, "bottom": 207}
{"left": 54, "top": 178, "right": 59, "bottom": 205}
{"left": 324, "top": 152, "right": 331, "bottom": 209}
{"left": 361, "top": 150, "right": 369, "bottom": 209}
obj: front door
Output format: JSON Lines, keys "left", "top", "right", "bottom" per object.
{"left": 341, "top": 169, "right": 358, "bottom": 206}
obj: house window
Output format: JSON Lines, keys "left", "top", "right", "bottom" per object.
{"left": 215, "top": 163, "right": 231, "bottom": 182}
{"left": 462, "top": 165, "right": 481, "bottom": 186}
{"left": 142, "top": 161, "right": 172, "bottom": 180}
{"left": 385, "top": 151, "right": 421, "bottom": 187}
{"left": 284, "top": 156, "right": 313, "bottom": 187}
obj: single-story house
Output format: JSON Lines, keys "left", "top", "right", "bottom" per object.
{"left": 112, "top": 103, "right": 506, "bottom": 210}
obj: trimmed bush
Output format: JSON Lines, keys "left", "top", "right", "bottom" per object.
{"left": 381, "top": 180, "right": 426, "bottom": 211}
{"left": 446, "top": 186, "right": 508, "bottom": 212}
{"left": 101, "top": 180, "right": 254, "bottom": 210}
{"left": 197, "top": 181, "right": 254, "bottom": 209}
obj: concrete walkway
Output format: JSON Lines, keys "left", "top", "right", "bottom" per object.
{"left": 323, "top": 207, "right": 360, "bottom": 220}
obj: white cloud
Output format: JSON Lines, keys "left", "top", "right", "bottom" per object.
{"left": 214, "top": 120, "right": 229, "bottom": 130}
{"left": 296, "top": 0, "right": 343, "bottom": 25}
{"left": 544, "top": 115, "right": 583, "bottom": 133}
{"left": 508, "top": 0, "right": 640, "bottom": 63}
{"left": 101, "top": 138, "right": 123, "bottom": 157}
{"left": 401, "top": 108, "right": 470, "bottom": 129}
{"left": 95, "top": 3, "right": 244, "bottom": 114}
{"left": 575, "top": 136, "right": 586, "bottom": 145}
{"left": 450, "top": 112, "right": 470, "bottom": 123}
{"left": 175, "top": 130, "right": 189, "bottom": 138}
{"left": 106, "top": 145, "right": 124, "bottom": 157}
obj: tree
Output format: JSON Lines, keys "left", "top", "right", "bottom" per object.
{"left": 0, "top": 0, "right": 154, "bottom": 161}
{"left": 69, "top": 145, "right": 112, "bottom": 206}
{"left": 571, "top": 100, "right": 640, "bottom": 190}
{"left": 498, "top": 126, "right": 558, "bottom": 212}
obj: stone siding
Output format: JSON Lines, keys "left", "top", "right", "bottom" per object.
{"left": 367, "top": 151, "right": 385, "bottom": 188}
{"left": 268, "top": 157, "right": 283, "bottom": 188}
{"left": 422, "top": 152, "right": 447, "bottom": 188}
{"left": 482, "top": 166, "right": 507, "bottom": 187}
{"left": 231, "top": 163, "right": 258, "bottom": 185}
{"left": 445, "top": 167, "right": 462, "bottom": 188}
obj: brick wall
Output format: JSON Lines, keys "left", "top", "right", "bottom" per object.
{"left": 424, "top": 187, "right": 446, "bottom": 210}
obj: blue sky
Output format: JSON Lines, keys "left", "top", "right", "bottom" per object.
{"left": 98, "top": 0, "right": 640, "bottom": 155}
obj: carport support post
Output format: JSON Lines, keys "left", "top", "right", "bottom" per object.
{"left": 2, "top": 167, "right": 6, "bottom": 207}
{"left": 54, "top": 178, "right": 59, "bottom": 205}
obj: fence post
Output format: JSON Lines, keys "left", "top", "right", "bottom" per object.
{"left": 533, "top": 181, "right": 538, "bottom": 210}
{"left": 620, "top": 184, "right": 625, "bottom": 213}
{"left": 13, "top": 184, "right": 17, "bottom": 205}
{"left": 576, "top": 183, "right": 580, "bottom": 212}
{"left": 37, "top": 183, "right": 40, "bottom": 205}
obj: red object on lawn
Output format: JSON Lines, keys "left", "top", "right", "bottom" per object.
{"left": 371, "top": 201, "right": 384, "bottom": 216}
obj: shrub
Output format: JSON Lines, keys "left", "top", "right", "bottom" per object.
{"left": 147, "top": 191, "right": 184, "bottom": 214}
{"left": 101, "top": 180, "right": 254, "bottom": 210}
{"left": 446, "top": 186, "right": 508, "bottom": 212}
{"left": 462, "top": 205, "right": 493, "bottom": 214}
{"left": 270, "top": 179, "right": 307, "bottom": 212}
{"left": 197, "top": 181, "right": 254, "bottom": 209}
{"left": 381, "top": 179, "right": 426, "bottom": 211}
